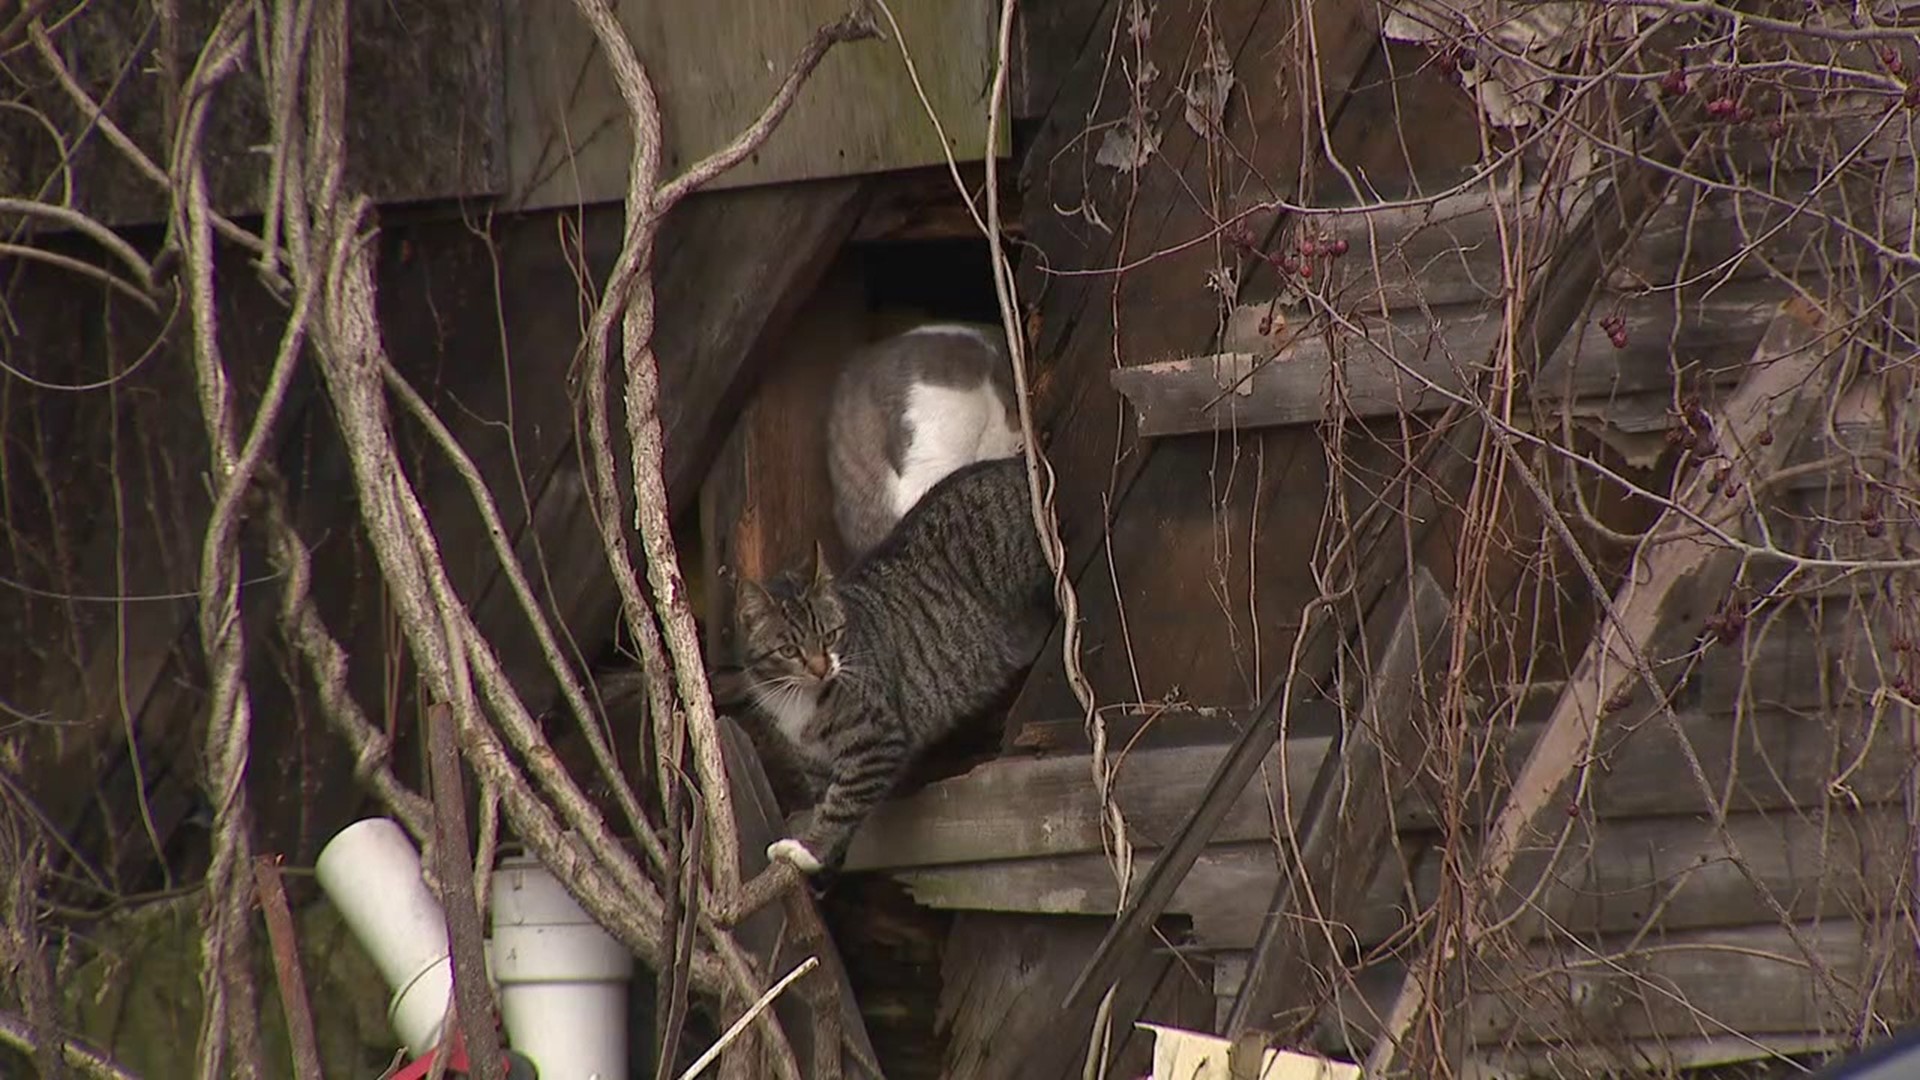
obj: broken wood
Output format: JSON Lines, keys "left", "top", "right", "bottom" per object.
{"left": 1366, "top": 297, "right": 1841, "bottom": 1074}
{"left": 1223, "top": 567, "right": 1451, "bottom": 1045}
{"left": 1111, "top": 283, "right": 1787, "bottom": 436}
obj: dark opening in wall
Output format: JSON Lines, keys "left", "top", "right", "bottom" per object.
{"left": 852, "top": 237, "right": 1004, "bottom": 327}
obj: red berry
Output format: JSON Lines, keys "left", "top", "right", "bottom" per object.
{"left": 1757, "top": 429, "right": 1774, "bottom": 446}
{"left": 1328, "top": 238, "right": 1350, "bottom": 257}
{"left": 1298, "top": 237, "right": 1317, "bottom": 257}
{"left": 1768, "top": 118, "right": 1788, "bottom": 139}
{"left": 1661, "top": 69, "right": 1688, "bottom": 97}
{"left": 1298, "top": 260, "right": 1313, "bottom": 278}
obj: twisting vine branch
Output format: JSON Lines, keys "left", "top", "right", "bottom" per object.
{"left": 168, "top": 5, "right": 271, "bottom": 1076}
{"left": 559, "top": 0, "right": 875, "bottom": 917}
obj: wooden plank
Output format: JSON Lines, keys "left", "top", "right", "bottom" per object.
{"left": 1258, "top": 167, "right": 1912, "bottom": 315}
{"left": 1458, "top": 1033, "right": 1844, "bottom": 1080}
{"left": 503, "top": 0, "right": 998, "bottom": 209}
{"left": 5, "top": 0, "right": 503, "bottom": 225}
{"left": 1008, "top": 0, "right": 1111, "bottom": 121}
{"left": 888, "top": 803, "right": 1912, "bottom": 952}
{"left": 1110, "top": 282, "right": 1790, "bottom": 436}
{"left": 1368, "top": 299, "right": 1845, "bottom": 1072}
{"left": 844, "top": 700, "right": 1909, "bottom": 873}
{"left": 1224, "top": 568, "right": 1451, "bottom": 1040}
{"left": 1220, "top": 921, "right": 1885, "bottom": 1051}
{"left": 849, "top": 165, "right": 1021, "bottom": 245}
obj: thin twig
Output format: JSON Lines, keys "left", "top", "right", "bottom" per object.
{"left": 676, "top": 958, "right": 822, "bottom": 1080}
{"left": 0, "top": 198, "right": 156, "bottom": 290}
{"left": 0, "top": 1012, "right": 138, "bottom": 1080}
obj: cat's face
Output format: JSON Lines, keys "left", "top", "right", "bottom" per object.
{"left": 734, "top": 546, "right": 847, "bottom": 703}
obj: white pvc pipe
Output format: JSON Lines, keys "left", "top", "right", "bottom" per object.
{"left": 315, "top": 818, "right": 456, "bottom": 1055}
{"left": 491, "top": 854, "right": 634, "bottom": 1080}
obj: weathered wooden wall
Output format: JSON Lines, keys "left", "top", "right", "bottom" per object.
{"left": 504, "top": 0, "right": 1001, "bottom": 209}
{"left": 2, "top": 0, "right": 504, "bottom": 225}
{"left": 0, "top": 178, "right": 865, "bottom": 901}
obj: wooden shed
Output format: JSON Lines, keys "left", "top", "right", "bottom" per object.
{"left": 2, "top": 0, "right": 1916, "bottom": 1078}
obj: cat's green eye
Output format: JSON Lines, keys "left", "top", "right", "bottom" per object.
{"left": 825, "top": 627, "right": 844, "bottom": 645}
{"left": 778, "top": 645, "right": 802, "bottom": 660}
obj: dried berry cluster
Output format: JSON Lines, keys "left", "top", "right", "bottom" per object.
{"left": 1665, "top": 393, "right": 1719, "bottom": 460}
{"left": 1598, "top": 313, "right": 1629, "bottom": 349}
{"left": 1224, "top": 221, "right": 1350, "bottom": 281}
{"left": 1702, "top": 604, "right": 1748, "bottom": 646}
{"left": 1892, "top": 633, "right": 1917, "bottom": 695}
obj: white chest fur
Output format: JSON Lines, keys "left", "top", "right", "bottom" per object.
{"left": 751, "top": 684, "right": 821, "bottom": 748}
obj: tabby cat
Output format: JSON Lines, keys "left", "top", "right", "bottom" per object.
{"left": 734, "top": 457, "right": 1054, "bottom": 873}
{"left": 827, "top": 323, "right": 1023, "bottom": 560}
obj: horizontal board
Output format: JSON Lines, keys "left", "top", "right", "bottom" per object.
{"left": 1267, "top": 166, "right": 1913, "bottom": 314}
{"left": 503, "top": 0, "right": 1000, "bottom": 208}
{"left": 1216, "top": 920, "right": 1888, "bottom": 1050}
{"left": 844, "top": 699, "right": 1910, "bottom": 873}
{"left": 893, "top": 804, "right": 1910, "bottom": 950}
{"left": 5, "top": 0, "right": 504, "bottom": 224}
{"left": 1111, "top": 281, "right": 1792, "bottom": 435}
{"left": 1456, "top": 1033, "right": 1843, "bottom": 1080}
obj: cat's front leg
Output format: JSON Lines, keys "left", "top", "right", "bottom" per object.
{"left": 766, "top": 728, "right": 907, "bottom": 875}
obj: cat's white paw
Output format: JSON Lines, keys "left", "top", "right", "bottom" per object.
{"left": 767, "top": 839, "right": 824, "bottom": 874}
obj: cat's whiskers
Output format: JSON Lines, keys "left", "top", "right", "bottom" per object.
{"left": 745, "top": 672, "right": 819, "bottom": 710}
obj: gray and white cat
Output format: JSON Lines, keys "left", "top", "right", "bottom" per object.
{"left": 827, "top": 323, "right": 1024, "bottom": 559}
{"left": 734, "top": 457, "right": 1054, "bottom": 874}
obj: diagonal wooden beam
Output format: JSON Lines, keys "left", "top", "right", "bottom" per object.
{"left": 1364, "top": 297, "right": 1839, "bottom": 1074}
{"left": 1221, "top": 565, "right": 1450, "bottom": 1046}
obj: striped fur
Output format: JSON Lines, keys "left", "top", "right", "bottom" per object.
{"left": 734, "top": 457, "right": 1054, "bottom": 872}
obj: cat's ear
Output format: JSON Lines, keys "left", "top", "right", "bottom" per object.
{"left": 734, "top": 576, "right": 773, "bottom": 623}
{"left": 810, "top": 541, "right": 833, "bottom": 588}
